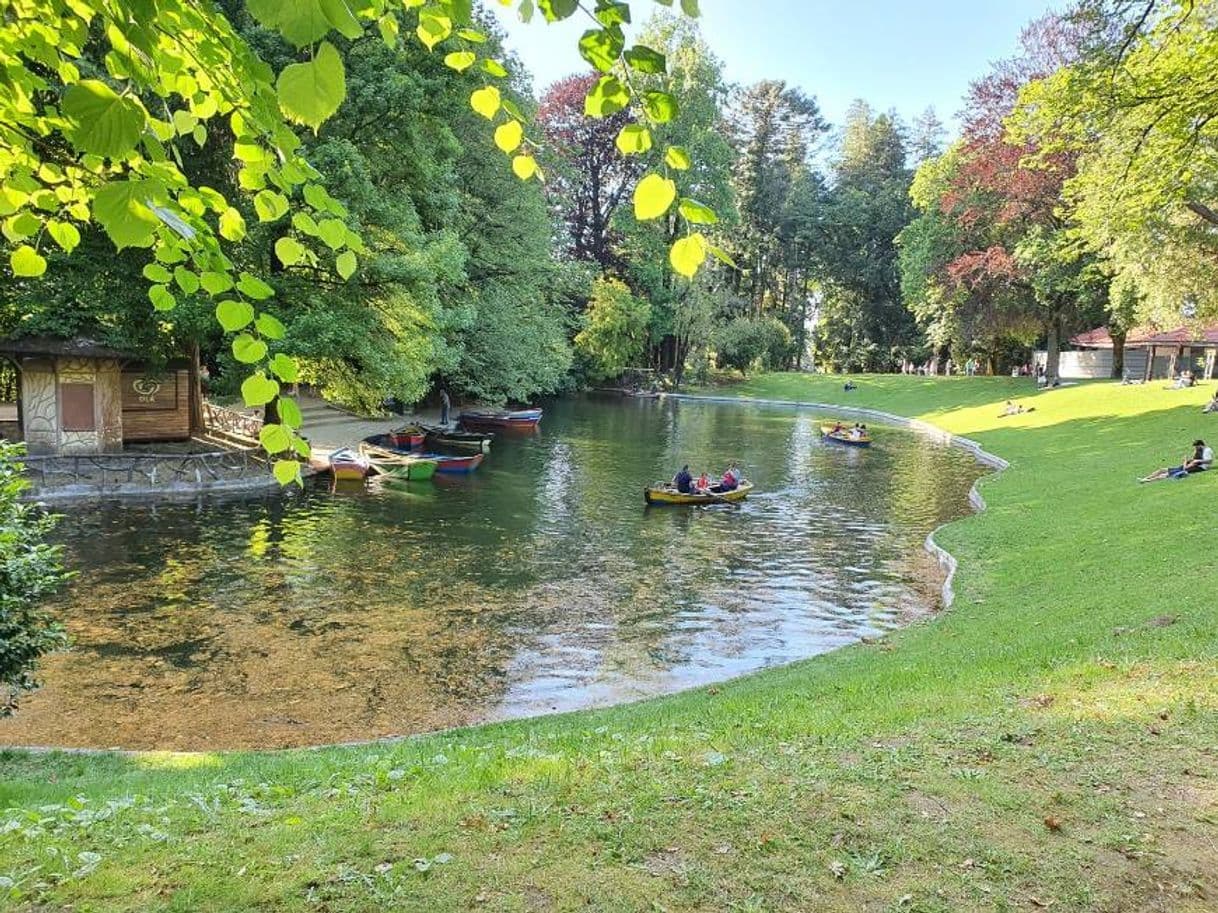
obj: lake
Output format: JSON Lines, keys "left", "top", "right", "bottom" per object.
{"left": 0, "top": 396, "right": 986, "bottom": 750}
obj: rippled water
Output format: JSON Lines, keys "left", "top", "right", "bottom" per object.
{"left": 0, "top": 396, "right": 985, "bottom": 750}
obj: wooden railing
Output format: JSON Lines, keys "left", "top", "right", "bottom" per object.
{"left": 203, "top": 401, "right": 263, "bottom": 441}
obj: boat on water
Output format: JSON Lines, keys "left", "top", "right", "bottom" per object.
{"left": 820, "top": 424, "right": 872, "bottom": 447}
{"left": 643, "top": 481, "right": 754, "bottom": 506}
{"left": 418, "top": 423, "right": 494, "bottom": 453}
{"left": 457, "top": 408, "right": 542, "bottom": 434}
{"left": 417, "top": 451, "right": 485, "bottom": 474}
{"left": 329, "top": 448, "right": 372, "bottom": 481}
{"left": 358, "top": 441, "right": 439, "bottom": 481}
{"left": 388, "top": 425, "right": 426, "bottom": 450}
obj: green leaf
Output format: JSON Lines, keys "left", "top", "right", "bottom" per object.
{"left": 278, "top": 396, "right": 303, "bottom": 428}
{"left": 336, "top": 249, "right": 357, "bottom": 279}
{"left": 254, "top": 190, "right": 290, "bottom": 222}
{"left": 481, "top": 58, "right": 508, "bottom": 78}
{"left": 670, "top": 233, "right": 707, "bottom": 277}
{"left": 200, "top": 271, "right": 233, "bottom": 294}
{"left": 93, "top": 179, "right": 159, "bottom": 249}
{"left": 642, "top": 91, "right": 679, "bottom": 124}
{"left": 616, "top": 124, "right": 652, "bottom": 155}
{"left": 292, "top": 212, "right": 320, "bottom": 236}
{"left": 624, "top": 45, "right": 666, "bottom": 74}
{"left": 680, "top": 0, "right": 701, "bottom": 15}
{"left": 46, "top": 221, "right": 81, "bottom": 253}
{"left": 10, "top": 245, "right": 46, "bottom": 278}
{"left": 260, "top": 422, "right": 292, "bottom": 454}
{"left": 2, "top": 212, "right": 40, "bottom": 242}
{"left": 633, "top": 173, "right": 677, "bottom": 220}
{"left": 579, "top": 28, "right": 624, "bottom": 73}
{"left": 417, "top": 7, "right": 453, "bottom": 50}
{"left": 678, "top": 198, "right": 718, "bottom": 225}
{"left": 512, "top": 155, "right": 539, "bottom": 181}
{"left": 247, "top": 0, "right": 338, "bottom": 47}
{"left": 585, "top": 76, "right": 630, "bottom": 118}
{"left": 236, "top": 274, "right": 275, "bottom": 300}
{"left": 277, "top": 41, "right": 346, "bottom": 131}
{"left": 269, "top": 352, "right": 299, "bottom": 382}
{"left": 494, "top": 119, "right": 524, "bottom": 153}
{"left": 275, "top": 236, "right": 307, "bottom": 266}
{"left": 665, "top": 146, "right": 692, "bottom": 170}
{"left": 149, "top": 284, "right": 177, "bottom": 311}
{"left": 709, "top": 244, "right": 738, "bottom": 268}
{"left": 273, "top": 458, "right": 302, "bottom": 486}
{"left": 62, "top": 80, "right": 146, "bottom": 159}
{"left": 320, "top": 0, "right": 364, "bottom": 38}
{"left": 256, "top": 312, "right": 287, "bottom": 340}
{"left": 232, "top": 333, "right": 269, "bottom": 364}
{"left": 457, "top": 28, "right": 486, "bottom": 42}
{"left": 216, "top": 299, "right": 255, "bottom": 332}
{"left": 444, "top": 51, "right": 476, "bottom": 72}
{"left": 142, "top": 262, "right": 173, "bottom": 284}
{"left": 594, "top": 1, "right": 631, "bottom": 27}
{"left": 378, "top": 14, "right": 399, "bottom": 46}
{"left": 318, "top": 218, "right": 348, "bottom": 249}
{"left": 241, "top": 372, "right": 280, "bottom": 407}
{"left": 173, "top": 266, "right": 201, "bottom": 294}
{"left": 218, "top": 206, "right": 246, "bottom": 242}
{"left": 538, "top": 0, "right": 578, "bottom": 21}
{"left": 470, "top": 86, "right": 501, "bottom": 120}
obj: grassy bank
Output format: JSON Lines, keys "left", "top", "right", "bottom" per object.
{"left": 3, "top": 374, "right": 1217, "bottom": 912}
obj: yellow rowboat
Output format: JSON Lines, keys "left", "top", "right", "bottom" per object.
{"left": 820, "top": 424, "right": 872, "bottom": 447}
{"left": 643, "top": 481, "right": 754, "bottom": 506}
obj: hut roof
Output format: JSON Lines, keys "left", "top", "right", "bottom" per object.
{"left": 0, "top": 335, "right": 133, "bottom": 359}
{"left": 1071, "top": 325, "right": 1218, "bottom": 349}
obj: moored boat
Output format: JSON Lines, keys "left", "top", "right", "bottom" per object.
{"left": 820, "top": 424, "right": 872, "bottom": 447}
{"left": 643, "top": 481, "right": 754, "bottom": 506}
{"left": 418, "top": 423, "right": 494, "bottom": 453}
{"left": 329, "top": 448, "right": 372, "bottom": 481}
{"left": 457, "top": 408, "right": 542, "bottom": 433}
{"left": 388, "top": 425, "right": 426, "bottom": 450}
{"left": 359, "top": 442, "right": 439, "bottom": 480}
{"left": 417, "top": 451, "right": 485, "bottom": 474}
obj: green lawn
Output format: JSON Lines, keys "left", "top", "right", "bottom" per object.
{"left": 3, "top": 374, "right": 1217, "bottom": 912}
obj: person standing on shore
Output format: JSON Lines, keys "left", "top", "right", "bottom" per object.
{"left": 439, "top": 388, "right": 451, "bottom": 426}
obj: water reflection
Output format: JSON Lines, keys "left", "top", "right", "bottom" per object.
{"left": 0, "top": 397, "right": 985, "bottom": 750}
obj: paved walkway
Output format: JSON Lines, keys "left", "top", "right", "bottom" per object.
{"left": 295, "top": 395, "right": 445, "bottom": 454}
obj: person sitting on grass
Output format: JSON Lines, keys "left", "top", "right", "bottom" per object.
{"left": 999, "top": 400, "right": 1036, "bottom": 417}
{"left": 1140, "top": 439, "right": 1213, "bottom": 482}
{"left": 843, "top": 380, "right": 857, "bottom": 392}
{"left": 1204, "top": 388, "right": 1218, "bottom": 414}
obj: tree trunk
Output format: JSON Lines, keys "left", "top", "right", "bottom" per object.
{"left": 188, "top": 341, "right": 205, "bottom": 435}
{"left": 1045, "top": 315, "right": 1062, "bottom": 384}
{"left": 1111, "top": 329, "right": 1126, "bottom": 379}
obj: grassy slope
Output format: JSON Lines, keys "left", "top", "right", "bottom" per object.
{"left": 2, "top": 375, "right": 1217, "bottom": 912}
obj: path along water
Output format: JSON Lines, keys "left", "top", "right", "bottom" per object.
{"left": 0, "top": 396, "right": 987, "bottom": 750}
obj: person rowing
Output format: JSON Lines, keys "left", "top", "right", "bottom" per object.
{"left": 672, "top": 464, "right": 693, "bottom": 494}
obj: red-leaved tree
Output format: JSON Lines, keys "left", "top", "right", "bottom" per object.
{"left": 536, "top": 74, "right": 643, "bottom": 273}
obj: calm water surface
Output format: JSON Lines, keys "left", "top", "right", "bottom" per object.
{"left": 0, "top": 397, "right": 985, "bottom": 750}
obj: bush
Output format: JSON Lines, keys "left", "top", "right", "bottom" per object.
{"left": 574, "top": 277, "right": 652, "bottom": 382}
{"left": 714, "top": 316, "right": 793, "bottom": 374}
{"left": 0, "top": 443, "right": 68, "bottom": 715}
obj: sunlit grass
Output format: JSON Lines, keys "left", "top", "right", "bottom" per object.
{"left": 2, "top": 374, "right": 1217, "bottom": 911}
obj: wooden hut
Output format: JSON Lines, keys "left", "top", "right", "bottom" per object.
{"left": 0, "top": 337, "right": 199, "bottom": 456}
{"left": 1069, "top": 325, "right": 1218, "bottom": 381}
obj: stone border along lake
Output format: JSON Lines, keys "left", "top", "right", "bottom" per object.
{"left": 0, "top": 395, "right": 993, "bottom": 752}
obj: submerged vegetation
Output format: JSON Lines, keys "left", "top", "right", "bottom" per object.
{"left": 3, "top": 376, "right": 1217, "bottom": 910}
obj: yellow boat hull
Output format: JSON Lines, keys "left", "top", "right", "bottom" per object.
{"left": 643, "top": 481, "right": 753, "bottom": 505}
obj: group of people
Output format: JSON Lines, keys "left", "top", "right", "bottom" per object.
{"left": 828, "top": 421, "right": 869, "bottom": 440}
{"left": 672, "top": 462, "right": 743, "bottom": 495}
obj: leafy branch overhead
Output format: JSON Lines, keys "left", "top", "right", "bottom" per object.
{"left": 0, "top": 0, "right": 709, "bottom": 484}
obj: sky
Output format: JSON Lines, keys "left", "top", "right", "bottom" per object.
{"left": 489, "top": 0, "right": 1063, "bottom": 135}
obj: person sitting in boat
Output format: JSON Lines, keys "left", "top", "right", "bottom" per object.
{"left": 695, "top": 472, "right": 712, "bottom": 492}
{"left": 831, "top": 421, "right": 845, "bottom": 434}
{"left": 1140, "top": 439, "right": 1213, "bottom": 482}
{"left": 720, "top": 463, "right": 742, "bottom": 492}
{"left": 673, "top": 465, "right": 693, "bottom": 494}
{"left": 849, "top": 424, "right": 863, "bottom": 440}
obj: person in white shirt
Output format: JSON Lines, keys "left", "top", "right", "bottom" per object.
{"left": 1140, "top": 439, "right": 1213, "bottom": 482}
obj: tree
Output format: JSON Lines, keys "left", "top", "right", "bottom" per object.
{"left": 1014, "top": 0, "right": 1218, "bottom": 322}
{"left": 910, "top": 106, "right": 948, "bottom": 165}
{"left": 813, "top": 102, "right": 918, "bottom": 371}
{"left": 575, "top": 277, "right": 651, "bottom": 380}
{"left": 0, "top": 444, "right": 68, "bottom": 715}
{"left": 537, "top": 74, "right": 643, "bottom": 271}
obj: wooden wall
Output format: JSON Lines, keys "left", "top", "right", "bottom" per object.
{"left": 121, "top": 369, "right": 192, "bottom": 442}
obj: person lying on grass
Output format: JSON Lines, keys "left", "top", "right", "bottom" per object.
{"left": 1140, "top": 439, "right": 1213, "bottom": 482}
{"left": 999, "top": 401, "right": 1035, "bottom": 417}
{"left": 1204, "top": 388, "right": 1218, "bottom": 414}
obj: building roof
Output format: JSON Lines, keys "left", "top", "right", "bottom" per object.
{"left": 0, "top": 335, "right": 133, "bottom": 359}
{"left": 1071, "top": 325, "right": 1218, "bottom": 349}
